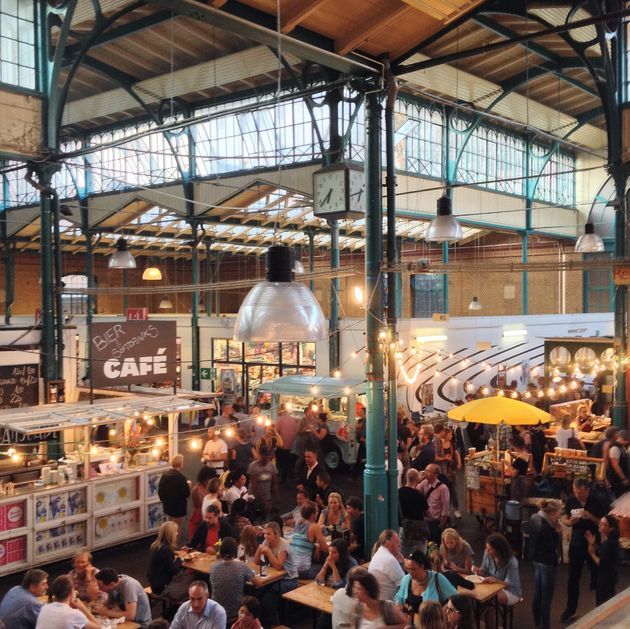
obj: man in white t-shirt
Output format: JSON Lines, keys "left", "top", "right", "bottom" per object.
{"left": 202, "top": 428, "right": 228, "bottom": 473}
{"left": 368, "top": 529, "right": 405, "bottom": 601}
{"left": 36, "top": 575, "right": 99, "bottom": 629}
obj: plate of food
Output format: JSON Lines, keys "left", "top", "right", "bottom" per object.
{"left": 466, "top": 575, "right": 484, "bottom": 584}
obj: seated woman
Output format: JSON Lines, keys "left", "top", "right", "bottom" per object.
{"left": 188, "top": 504, "right": 235, "bottom": 554}
{"left": 317, "top": 492, "right": 351, "bottom": 530}
{"left": 332, "top": 566, "right": 368, "bottom": 628}
{"left": 227, "top": 499, "right": 252, "bottom": 541}
{"left": 210, "top": 537, "right": 260, "bottom": 626}
{"left": 315, "top": 539, "right": 357, "bottom": 588}
{"left": 353, "top": 570, "right": 406, "bottom": 628}
{"left": 419, "top": 600, "right": 448, "bottom": 629}
{"left": 290, "top": 501, "right": 329, "bottom": 579}
{"left": 394, "top": 550, "right": 457, "bottom": 625}
{"left": 443, "top": 594, "right": 475, "bottom": 629}
{"left": 148, "top": 521, "right": 185, "bottom": 595}
{"left": 68, "top": 548, "right": 98, "bottom": 602}
{"left": 238, "top": 525, "right": 260, "bottom": 563}
{"left": 201, "top": 477, "right": 224, "bottom": 516}
{"left": 255, "top": 521, "right": 299, "bottom": 628}
{"left": 472, "top": 533, "right": 522, "bottom": 608}
{"left": 439, "top": 529, "right": 474, "bottom": 584}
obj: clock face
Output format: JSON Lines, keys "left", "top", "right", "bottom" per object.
{"left": 348, "top": 168, "right": 365, "bottom": 214}
{"left": 313, "top": 164, "right": 365, "bottom": 218}
{"left": 313, "top": 169, "right": 347, "bottom": 216}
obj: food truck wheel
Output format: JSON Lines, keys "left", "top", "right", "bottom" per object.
{"left": 324, "top": 446, "right": 342, "bottom": 470}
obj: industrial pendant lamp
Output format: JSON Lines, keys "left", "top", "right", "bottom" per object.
{"left": 234, "top": 244, "right": 326, "bottom": 342}
{"left": 142, "top": 260, "right": 162, "bottom": 280}
{"left": 468, "top": 296, "right": 482, "bottom": 311}
{"left": 108, "top": 238, "right": 136, "bottom": 269}
{"left": 426, "top": 194, "right": 463, "bottom": 242}
{"left": 575, "top": 223, "right": 604, "bottom": 253}
{"left": 158, "top": 296, "right": 173, "bottom": 310}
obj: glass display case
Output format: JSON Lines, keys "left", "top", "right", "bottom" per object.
{"left": 211, "top": 339, "right": 316, "bottom": 406}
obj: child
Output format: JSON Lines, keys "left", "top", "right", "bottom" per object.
{"left": 231, "top": 596, "right": 263, "bottom": 629}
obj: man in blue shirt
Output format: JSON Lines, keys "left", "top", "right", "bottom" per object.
{"left": 171, "top": 581, "right": 226, "bottom": 629}
{"left": 0, "top": 568, "right": 48, "bottom": 629}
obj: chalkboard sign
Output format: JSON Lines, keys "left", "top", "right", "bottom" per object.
{"left": 0, "top": 364, "right": 39, "bottom": 409}
{"left": 542, "top": 452, "right": 605, "bottom": 481}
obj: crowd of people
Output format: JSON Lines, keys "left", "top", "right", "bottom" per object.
{"left": 0, "top": 397, "right": 627, "bottom": 629}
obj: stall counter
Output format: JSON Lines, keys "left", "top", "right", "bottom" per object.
{"left": 0, "top": 464, "right": 169, "bottom": 576}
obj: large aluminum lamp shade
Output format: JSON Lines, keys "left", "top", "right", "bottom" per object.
{"left": 575, "top": 223, "right": 605, "bottom": 253}
{"left": 234, "top": 245, "right": 326, "bottom": 342}
{"left": 425, "top": 195, "right": 463, "bottom": 242}
{"left": 108, "top": 238, "right": 136, "bottom": 269}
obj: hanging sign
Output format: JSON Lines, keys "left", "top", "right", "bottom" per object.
{"left": 613, "top": 265, "right": 630, "bottom": 285}
{"left": 91, "top": 321, "right": 177, "bottom": 387}
{"left": 126, "top": 307, "right": 149, "bottom": 320}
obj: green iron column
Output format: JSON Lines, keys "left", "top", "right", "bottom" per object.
{"left": 205, "top": 240, "right": 212, "bottom": 315}
{"left": 364, "top": 87, "right": 388, "bottom": 550}
{"left": 612, "top": 167, "right": 627, "bottom": 429}
{"left": 521, "top": 233, "right": 528, "bottom": 315}
{"left": 85, "top": 231, "right": 95, "bottom": 403}
{"left": 307, "top": 229, "right": 315, "bottom": 292}
{"left": 37, "top": 164, "right": 59, "bottom": 386}
{"left": 190, "top": 216, "right": 201, "bottom": 391}
{"left": 329, "top": 219, "right": 340, "bottom": 375}
{"left": 4, "top": 242, "right": 14, "bottom": 326}
{"left": 52, "top": 192, "right": 64, "bottom": 378}
{"left": 384, "top": 65, "right": 399, "bottom": 529}
{"left": 442, "top": 242, "right": 449, "bottom": 313}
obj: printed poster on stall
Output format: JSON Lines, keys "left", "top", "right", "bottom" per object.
{"left": 90, "top": 321, "right": 177, "bottom": 387}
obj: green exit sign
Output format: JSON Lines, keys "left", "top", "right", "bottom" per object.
{"left": 200, "top": 368, "right": 216, "bottom": 380}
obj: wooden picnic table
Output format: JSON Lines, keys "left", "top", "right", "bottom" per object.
{"left": 179, "top": 551, "right": 287, "bottom": 587}
{"left": 282, "top": 581, "right": 335, "bottom": 615}
{"left": 38, "top": 596, "right": 140, "bottom": 628}
{"left": 457, "top": 579, "right": 506, "bottom": 604}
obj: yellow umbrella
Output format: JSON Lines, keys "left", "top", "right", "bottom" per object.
{"left": 447, "top": 396, "right": 551, "bottom": 426}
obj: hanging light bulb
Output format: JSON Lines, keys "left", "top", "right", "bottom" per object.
{"left": 234, "top": 245, "right": 326, "bottom": 341}
{"left": 497, "top": 389, "right": 505, "bottom": 397}
{"left": 159, "top": 296, "right": 173, "bottom": 310}
{"left": 425, "top": 194, "right": 463, "bottom": 242}
{"left": 190, "top": 438, "right": 201, "bottom": 450}
{"left": 108, "top": 238, "right": 136, "bottom": 269}
{"left": 468, "top": 296, "right": 482, "bottom": 311}
{"left": 575, "top": 223, "right": 604, "bottom": 253}
{"left": 142, "top": 261, "right": 162, "bottom": 281}
{"left": 353, "top": 286, "right": 365, "bottom": 305}
{"left": 333, "top": 369, "right": 342, "bottom": 378}
{"left": 293, "top": 259, "right": 305, "bottom": 274}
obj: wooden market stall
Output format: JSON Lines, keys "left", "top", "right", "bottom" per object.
{"left": 465, "top": 449, "right": 510, "bottom": 527}
{"left": 0, "top": 395, "right": 213, "bottom": 576}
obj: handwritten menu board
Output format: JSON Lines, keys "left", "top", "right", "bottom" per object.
{"left": 543, "top": 452, "right": 605, "bottom": 480}
{"left": 0, "top": 364, "right": 38, "bottom": 409}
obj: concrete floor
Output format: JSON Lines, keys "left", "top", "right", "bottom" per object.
{"left": 1, "top": 438, "right": 628, "bottom": 628}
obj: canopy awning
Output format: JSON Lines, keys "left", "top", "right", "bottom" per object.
{"left": 0, "top": 395, "right": 214, "bottom": 436}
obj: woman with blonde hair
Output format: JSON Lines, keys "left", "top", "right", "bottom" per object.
{"left": 439, "top": 529, "right": 473, "bottom": 576}
{"left": 318, "top": 491, "right": 351, "bottom": 529}
{"left": 148, "top": 521, "right": 184, "bottom": 596}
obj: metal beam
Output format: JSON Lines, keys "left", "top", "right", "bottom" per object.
{"left": 63, "top": 10, "right": 175, "bottom": 64}
{"left": 394, "top": 6, "right": 630, "bottom": 75}
{"left": 474, "top": 15, "right": 598, "bottom": 98}
{"left": 149, "top": 0, "right": 379, "bottom": 75}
